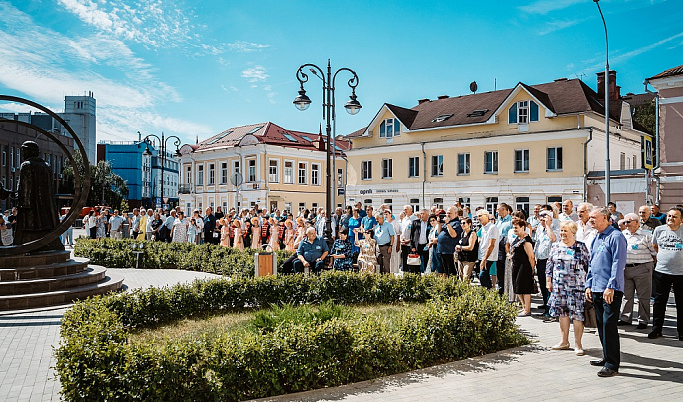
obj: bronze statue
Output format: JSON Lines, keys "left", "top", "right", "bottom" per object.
{"left": 0, "top": 141, "right": 63, "bottom": 252}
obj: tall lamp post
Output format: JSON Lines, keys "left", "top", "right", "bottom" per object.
{"left": 594, "top": 0, "right": 610, "bottom": 204}
{"left": 293, "top": 60, "right": 361, "bottom": 246}
{"left": 140, "top": 131, "right": 182, "bottom": 209}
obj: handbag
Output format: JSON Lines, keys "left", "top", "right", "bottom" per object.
{"left": 583, "top": 300, "right": 598, "bottom": 329}
{"left": 407, "top": 253, "right": 421, "bottom": 265}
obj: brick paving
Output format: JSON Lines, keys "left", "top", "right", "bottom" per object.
{"left": 0, "top": 259, "right": 680, "bottom": 401}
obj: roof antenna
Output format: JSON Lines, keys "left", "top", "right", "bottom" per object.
{"left": 494, "top": 77, "right": 497, "bottom": 91}
{"left": 469, "top": 81, "right": 478, "bottom": 94}
{"left": 196, "top": 135, "right": 198, "bottom": 144}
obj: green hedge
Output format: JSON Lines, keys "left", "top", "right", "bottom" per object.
{"left": 74, "top": 238, "right": 293, "bottom": 277}
{"left": 56, "top": 272, "right": 527, "bottom": 401}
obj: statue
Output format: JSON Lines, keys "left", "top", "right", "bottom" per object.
{"left": 0, "top": 141, "right": 63, "bottom": 252}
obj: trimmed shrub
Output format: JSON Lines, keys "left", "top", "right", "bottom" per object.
{"left": 74, "top": 238, "right": 293, "bottom": 277}
{"left": 56, "top": 272, "right": 528, "bottom": 401}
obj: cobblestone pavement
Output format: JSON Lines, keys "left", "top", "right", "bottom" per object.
{"left": 0, "top": 261, "right": 680, "bottom": 401}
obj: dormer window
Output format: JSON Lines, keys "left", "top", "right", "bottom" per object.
{"left": 432, "top": 114, "right": 453, "bottom": 123}
{"left": 508, "top": 100, "right": 539, "bottom": 124}
{"left": 379, "top": 118, "right": 401, "bottom": 138}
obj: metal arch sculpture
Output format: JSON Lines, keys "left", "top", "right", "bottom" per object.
{"left": 0, "top": 95, "right": 91, "bottom": 256}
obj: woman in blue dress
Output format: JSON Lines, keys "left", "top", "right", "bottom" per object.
{"left": 331, "top": 228, "right": 353, "bottom": 271}
{"left": 347, "top": 208, "right": 362, "bottom": 254}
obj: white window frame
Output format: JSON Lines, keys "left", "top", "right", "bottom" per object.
{"left": 408, "top": 156, "right": 419, "bottom": 178}
{"left": 284, "top": 160, "right": 294, "bottom": 184}
{"left": 547, "top": 147, "right": 563, "bottom": 171}
{"left": 220, "top": 162, "right": 228, "bottom": 184}
{"left": 337, "top": 168, "right": 344, "bottom": 187}
{"left": 514, "top": 149, "right": 530, "bottom": 173}
{"left": 379, "top": 118, "right": 401, "bottom": 138}
{"left": 486, "top": 197, "right": 498, "bottom": 215}
{"left": 518, "top": 100, "right": 529, "bottom": 124}
{"left": 269, "top": 159, "right": 279, "bottom": 183}
{"left": 247, "top": 158, "right": 256, "bottom": 182}
{"left": 431, "top": 155, "right": 443, "bottom": 177}
{"left": 208, "top": 163, "right": 215, "bottom": 185}
{"left": 298, "top": 161, "right": 308, "bottom": 185}
{"left": 311, "top": 163, "right": 320, "bottom": 186}
{"left": 484, "top": 151, "right": 498, "bottom": 174}
{"left": 232, "top": 160, "right": 240, "bottom": 175}
{"left": 381, "top": 158, "right": 393, "bottom": 179}
{"left": 361, "top": 160, "right": 372, "bottom": 180}
{"left": 196, "top": 164, "right": 204, "bottom": 186}
{"left": 457, "top": 153, "right": 470, "bottom": 175}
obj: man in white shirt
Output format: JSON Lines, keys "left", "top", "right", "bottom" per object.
{"left": 559, "top": 200, "right": 578, "bottom": 221}
{"left": 619, "top": 213, "right": 656, "bottom": 329}
{"left": 400, "top": 205, "right": 418, "bottom": 272}
{"left": 576, "top": 202, "right": 597, "bottom": 247}
{"left": 477, "top": 210, "right": 500, "bottom": 289}
{"left": 108, "top": 210, "right": 124, "bottom": 240}
{"left": 145, "top": 209, "right": 154, "bottom": 240}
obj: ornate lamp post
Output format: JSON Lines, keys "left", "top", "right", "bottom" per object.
{"left": 594, "top": 0, "right": 611, "bottom": 204}
{"left": 140, "top": 131, "right": 181, "bottom": 209}
{"left": 293, "top": 60, "right": 361, "bottom": 245}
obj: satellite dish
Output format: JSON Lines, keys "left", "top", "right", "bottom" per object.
{"left": 230, "top": 172, "right": 243, "bottom": 186}
{"left": 469, "top": 81, "right": 478, "bottom": 94}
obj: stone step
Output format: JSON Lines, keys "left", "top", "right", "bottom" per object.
{"left": 0, "top": 258, "right": 89, "bottom": 281}
{"left": 0, "top": 265, "right": 107, "bottom": 296}
{"left": 0, "top": 271, "right": 124, "bottom": 310}
{"left": 0, "top": 250, "right": 71, "bottom": 268}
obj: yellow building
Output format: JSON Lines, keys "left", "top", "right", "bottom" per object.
{"left": 178, "top": 122, "right": 348, "bottom": 215}
{"left": 345, "top": 73, "right": 649, "bottom": 215}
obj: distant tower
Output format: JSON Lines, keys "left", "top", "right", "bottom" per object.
{"left": 63, "top": 92, "right": 97, "bottom": 164}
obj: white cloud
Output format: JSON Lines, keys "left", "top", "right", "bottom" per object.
{"left": 537, "top": 19, "right": 584, "bottom": 35}
{"left": 242, "top": 66, "right": 269, "bottom": 82}
{"left": 518, "top": 0, "right": 585, "bottom": 15}
{"left": 226, "top": 41, "right": 270, "bottom": 52}
{"left": 610, "top": 31, "right": 683, "bottom": 64}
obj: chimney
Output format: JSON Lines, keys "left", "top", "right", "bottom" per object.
{"left": 418, "top": 98, "right": 430, "bottom": 104}
{"left": 596, "top": 70, "right": 619, "bottom": 101}
{"left": 437, "top": 95, "right": 449, "bottom": 100}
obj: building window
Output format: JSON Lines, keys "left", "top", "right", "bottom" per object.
{"left": 298, "top": 162, "right": 307, "bottom": 185}
{"left": 633, "top": 155, "right": 637, "bottom": 169}
{"left": 433, "top": 197, "right": 444, "bottom": 209}
{"left": 620, "top": 152, "right": 626, "bottom": 170}
{"left": 408, "top": 157, "right": 419, "bottom": 178}
{"left": 381, "top": 158, "right": 393, "bottom": 179}
{"left": 197, "top": 165, "right": 204, "bottom": 186}
{"left": 379, "top": 118, "right": 401, "bottom": 138}
{"left": 311, "top": 163, "right": 320, "bottom": 185}
{"left": 362, "top": 160, "right": 372, "bottom": 180}
{"left": 269, "top": 159, "right": 279, "bottom": 183}
{"left": 247, "top": 159, "right": 256, "bottom": 182}
{"left": 431, "top": 155, "right": 443, "bottom": 177}
{"left": 1, "top": 147, "right": 5, "bottom": 167}
{"left": 208, "top": 163, "right": 215, "bottom": 185}
{"left": 284, "top": 161, "right": 294, "bottom": 184}
{"left": 10, "top": 147, "right": 14, "bottom": 169}
{"left": 410, "top": 198, "right": 420, "bottom": 212}
{"left": 186, "top": 166, "right": 192, "bottom": 184}
{"left": 547, "top": 196, "right": 563, "bottom": 203}
{"left": 484, "top": 151, "right": 498, "bottom": 174}
{"left": 514, "top": 149, "right": 529, "bottom": 173}
{"left": 486, "top": 197, "right": 498, "bottom": 215}
{"left": 509, "top": 100, "right": 539, "bottom": 124}
{"left": 219, "top": 162, "right": 227, "bottom": 184}
{"left": 232, "top": 160, "right": 240, "bottom": 175}
{"left": 337, "top": 168, "right": 343, "bottom": 187}
{"left": 458, "top": 197, "right": 471, "bottom": 208}
{"left": 457, "top": 153, "right": 470, "bottom": 175}
{"left": 311, "top": 203, "right": 318, "bottom": 214}
{"left": 298, "top": 202, "right": 306, "bottom": 212}
{"left": 16, "top": 149, "right": 20, "bottom": 166}
{"left": 547, "top": 147, "right": 563, "bottom": 171}
{"left": 515, "top": 197, "right": 530, "bottom": 217}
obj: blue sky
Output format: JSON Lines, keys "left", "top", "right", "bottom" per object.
{"left": 0, "top": 0, "right": 680, "bottom": 146}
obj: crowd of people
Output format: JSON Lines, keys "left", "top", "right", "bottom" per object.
{"left": 49, "top": 199, "right": 683, "bottom": 376}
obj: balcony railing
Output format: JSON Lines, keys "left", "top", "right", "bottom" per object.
{"left": 178, "top": 184, "right": 193, "bottom": 194}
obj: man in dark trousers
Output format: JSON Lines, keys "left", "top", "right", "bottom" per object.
{"left": 203, "top": 207, "right": 218, "bottom": 245}
{"left": 410, "top": 209, "right": 431, "bottom": 274}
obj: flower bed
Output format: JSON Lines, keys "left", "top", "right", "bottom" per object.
{"left": 56, "top": 272, "right": 527, "bottom": 401}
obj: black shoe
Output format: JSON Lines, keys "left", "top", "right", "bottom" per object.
{"left": 648, "top": 331, "right": 662, "bottom": 339}
{"left": 679, "top": 335, "right": 683, "bottom": 341}
{"left": 597, "top": 367, "right": 618, "bottom": 377}
{"left": 636, "top": 323, "right": 648, "bottom": 330}
{"left": 617, "top": 320, "right": 631, "bottom": 326}
{"left": 590, "top": 359, "right": 606, "bottom": 366}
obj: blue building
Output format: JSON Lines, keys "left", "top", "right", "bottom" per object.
{"left": 97, "top": 139, "right": 179, "bottom": 209}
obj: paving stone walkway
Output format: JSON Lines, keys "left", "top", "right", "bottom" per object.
{"left": 0, "top": 265, "right": 680, "bottom": 401}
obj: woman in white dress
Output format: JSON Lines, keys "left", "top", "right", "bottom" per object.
{"left": 171, "top": 211, "right": 189, "bottom": 243}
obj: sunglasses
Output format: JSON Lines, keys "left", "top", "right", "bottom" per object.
{"left": 625, "top": 220, "right": 636, "bottom": 224}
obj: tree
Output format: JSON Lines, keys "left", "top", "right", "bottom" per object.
{"left": 60, "top": 151, "right": 129, "bottom": 209}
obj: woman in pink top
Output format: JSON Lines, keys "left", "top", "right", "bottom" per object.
{"left": 232, "top": 219, "right": 244, "bottom": 250}
{"left": 267, "top": 217, "right": 280, "bottom": 251}
{"left": 250, "top": 217, "right": 261, "bottom": 249}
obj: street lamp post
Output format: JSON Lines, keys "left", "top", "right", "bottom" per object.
{"left": 594, "top": 0, "right": 610, "bottom": 204}
{"left": 140, "top": 131, "right": 182, "bottom": 209}
{"left": 293, "top": 60, "right": 361, "bottom": 246}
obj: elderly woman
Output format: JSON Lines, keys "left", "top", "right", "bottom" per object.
{"left": 385, "top": 210, "right": 402, "bottom": 274}
{"left": 171, "top": 211, "right": 189, "bottom": 243}
{"left": 546, "top": 220, "right": 589, "bottom": 355}
{"left": 356, "top": 229, "right": 379, "bottom": 273}
{"left": 330, "top": 228, "right": 354, "bottom": 271}
{"left": 509, "top": 217, "right": 536, "bottom": 316}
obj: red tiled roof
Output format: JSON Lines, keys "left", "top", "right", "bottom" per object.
{"left": 647, "top": 64, "right": 683, "bottom": 80}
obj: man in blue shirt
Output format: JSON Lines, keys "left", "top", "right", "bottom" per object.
{"left": 586, "top": 206, "right": 627, "bottom": 377}
{"left": 294, "top": 227, "right": 329, "bottom": 274}
{"left": 373, "top": 212, "right": 395, "bottom": 273}
{"left": 361, "top": 206, "right": 377, "bottom": 231}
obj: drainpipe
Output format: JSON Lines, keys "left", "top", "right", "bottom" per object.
{"left": 584, "top": 128, "right": 593, "bottom": 203}
{"left": 644, "top": 80, "right": 660, "bottom": 203}
{"left": 421, "top": 142, "right": 426, "bottom": 209}
{"left": 342, "top": 154, "right": 348, "bottom": 207}
{"left": 264, "top": 144, "right": 269, "bottom": 211}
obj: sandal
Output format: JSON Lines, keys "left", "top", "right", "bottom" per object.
{"left": 574, "top": 347, "right": 585, "bottom": 356}
{"left": 551, "top": 343, "right": 571, "bottom": 350}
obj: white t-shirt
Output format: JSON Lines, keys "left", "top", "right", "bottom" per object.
{"left": 478, "top": 222, "right": 500, "bottom": 262}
